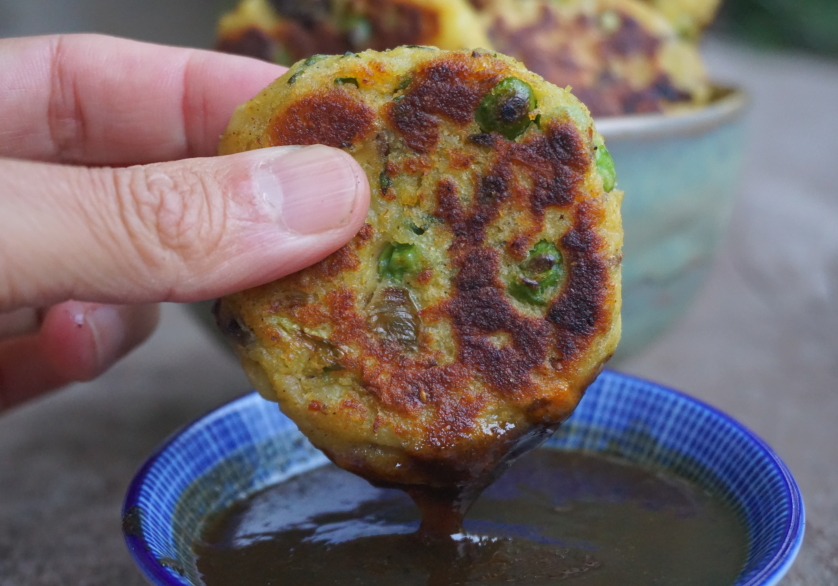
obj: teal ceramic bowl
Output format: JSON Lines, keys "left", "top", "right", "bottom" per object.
{"left": 599, "top": 86, "right": 748, "bottom": 360}
{"left": 188, "top": 86, "right": 748, "bottom": 360}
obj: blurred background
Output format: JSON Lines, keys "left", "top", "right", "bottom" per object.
{"left": 0, "top": 1, "right": 836, "bottom": 584}
{"left": 718, "top": 0, "right": 838, "bottom": 57}
{"left": 0, "top": 0, "right": 219, "bottom": 48}
{"left": 3, "top": 0, "right": 838, "bottom": 56}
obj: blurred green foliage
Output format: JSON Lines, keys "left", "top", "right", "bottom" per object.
{"left": 717, "top": 0, "right": 838, "bottom": 57}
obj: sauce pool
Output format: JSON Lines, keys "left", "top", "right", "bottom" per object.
{"left": 194, "top": 450, "right": 747, "bottom": 585}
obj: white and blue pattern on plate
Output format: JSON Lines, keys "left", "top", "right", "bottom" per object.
{"left": 123, "top": 370, "right": 804, "bottom": 586}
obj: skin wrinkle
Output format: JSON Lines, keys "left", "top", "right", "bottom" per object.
{"left": 195, "top": 168, "right": 230, "bottom": 270}
{"left": 46, "top": 35, "right": 87, "bottom": 163}
{"left": 2, "top": 163, "right": 82, "bottom": 309}
{"left": 145, "top": 170, "right": 184, "bottom": 264}
{"left": 180, "top": 51, "right": 197, "bottom": 160}
{"left": 198, "top": 77, "right": 212, "bottom": 160}
{"left": 137, "top": 165, "right": 216, "bottom": 270}
{"left": 0, "top": 160, "right": 212, "bottom": 311}
{"left": 75, "top": 165, "right": 139, "bottom": 299}
{"left": 118, "top": 162, "right": 237, "bottom": 300}
{"left": 109, "top": 166, "right": 167, "bottom": 294}
{"left": 63, "top": 166, "right": 109, "bottom": 297}
{"left": 181, "top": 49, "right": 206, "bottom": 161}
{"left": 106, "top": 165, "right": 188, "bottom": 302}
{"left": 0, "top": 35, "right": 285, "bottom": 164}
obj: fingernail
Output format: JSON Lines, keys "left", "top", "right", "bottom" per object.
{"left": 255, "top": 145, "right": 363, "bottom": 235}
{"left": 82, "top": 304, "right": 126, "bottom": 374}
{"left": 83, "top": 304, "right": 160, "bottom": 375}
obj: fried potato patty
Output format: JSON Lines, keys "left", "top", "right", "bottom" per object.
{"left": 216, "top": 0, "right": 490, "bottom": 65}
{"left": 216, "top": 47, "right": 622, "bottom": 489}
{"left": 639, "top": 0, "right": 722, "bottom": 38}
{"left": 472, "top": 0, "right": 709, "bottom": 117}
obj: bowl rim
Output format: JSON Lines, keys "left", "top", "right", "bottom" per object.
{"left": 123, "top": 369, "right": 804, "bottom": 586}
{"left": 595, "top": 84, "right": 749, "bottom": 142}
{"left": 606, "top": 371, "right": 806, "bottom": 586}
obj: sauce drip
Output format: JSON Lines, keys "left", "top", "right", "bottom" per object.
{"left": 194, "top": 450, "right": 747, "bottom": 585}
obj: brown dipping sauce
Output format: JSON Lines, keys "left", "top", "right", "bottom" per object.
{"left": 194, "top": 450, "right": 747, "bottom": 585}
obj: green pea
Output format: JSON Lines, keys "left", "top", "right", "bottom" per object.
{"left": 475, "top": 78, "right": 536, "bottom": 141}
{"left": 507, "top": 240, "right": 564, "bottom": 305}
{"left": 379, "top": 243, "right": 422, "bottom": 281}
{"left": 508, "top": 280, "right": 547, "bottom": 306}
{"left": 595, "top": 142, "right": 616, "bottom": 192}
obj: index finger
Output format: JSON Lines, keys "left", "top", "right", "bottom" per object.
{"left": 0, "top": 34, "right": 285, "bottom": 165}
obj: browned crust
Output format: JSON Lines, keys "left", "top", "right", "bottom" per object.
{"left": 240, "top": 54, "right": 613, "bottom": 422}
{"left": 365, "top": 0, "right": 442, "bottom": 51}
{"left": 218, "top": 0, "right": 442, "bottom": 64}
{"left": 275, "top": 21, "right": 351, "bottom": 63}
{"left": 602, "top": 13, "right": 661, "bottom": 57}
{"left": 271, "top": 124, "right": 608, "bottom": 427}
{"left": 269, "top": 88, "right": 376, "bottom": 148}
{"left": 388, "top": 55, "right": 504, "bottom": 153}
{"left": 431, "top": 119, "right": 610, "bottom": 394}
{"left": 549, "top": 200, "right": 611, "bottom": 361}
{"left": 486, "top": 4, "right": 692, "bottom": 116}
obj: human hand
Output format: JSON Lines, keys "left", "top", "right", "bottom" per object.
{"left": 0, "top": 35, "right": 371, "bottom": 411}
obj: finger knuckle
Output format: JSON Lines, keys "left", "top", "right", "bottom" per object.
{"left": 114, "top": 164, "right": 229, "bottom": 274}
{"left": 46, "top": 35, "right": 87, "bottom": 162}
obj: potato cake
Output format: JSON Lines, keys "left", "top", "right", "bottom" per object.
{"left": 472, "top": 0, "right": 709, "bottom": 117}
{"left": 638, "top": 0, "right": 722, "bottom": 38}
{"left": 216, "top": 0, "right": 490, "bottom": 65}
{"left": 215, "top": 47, "right": 622, "bottom": 491}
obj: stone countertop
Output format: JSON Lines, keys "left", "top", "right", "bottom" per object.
{"left": 1, "top": 37, "right": 836, "bottom": 585}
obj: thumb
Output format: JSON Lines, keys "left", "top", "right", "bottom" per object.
{"left": 0, "top": 145, "right": 370, "bottom": 311}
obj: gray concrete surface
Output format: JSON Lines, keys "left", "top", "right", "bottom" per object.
{"left": 0, "top": 5, "right": 836, "bottom": 584}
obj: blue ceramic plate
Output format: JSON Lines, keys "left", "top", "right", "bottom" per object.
{"left": 123, "top": 370, "right": 804, "bottom": 586}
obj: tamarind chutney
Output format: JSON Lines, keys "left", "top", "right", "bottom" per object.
{"left": 194, "top": 449, "right": 747, "bottom": 585}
